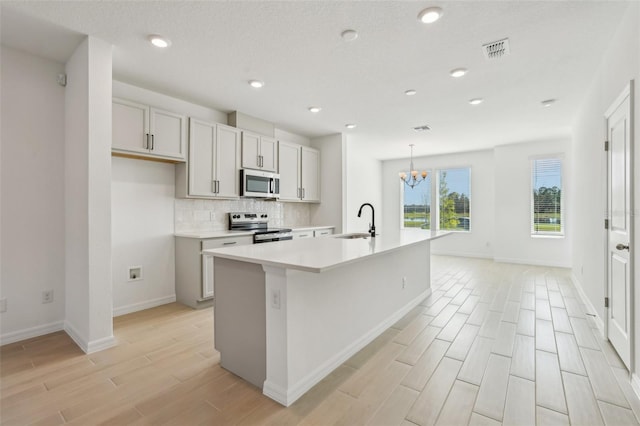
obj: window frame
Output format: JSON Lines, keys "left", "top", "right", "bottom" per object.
{"left": 530, "top": 155, "right": 565, "bottom": 238}
{"left": 399, "top": 168, "right": 432, "bottom": 231}
{"left": 399, "top": 166, "right": 472, "bottom": 233}
{"left": 436, "top": 167, "right": 472, "bottom": 233}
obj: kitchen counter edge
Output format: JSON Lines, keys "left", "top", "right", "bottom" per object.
{"left": 175, "top": 226, "right": 335, "bottom": 239}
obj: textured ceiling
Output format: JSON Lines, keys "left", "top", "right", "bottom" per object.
{"left": 0, "top": 1, "right": 631, "bottom": 159}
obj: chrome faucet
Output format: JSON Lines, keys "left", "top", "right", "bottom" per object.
{"left": 357, "top": 203, "right": 376, "bottom": 237}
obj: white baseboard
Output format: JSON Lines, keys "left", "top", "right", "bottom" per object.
{"left": 631, "top": 373, "right": 640, "bottom": 401}
{"left": 494, "top": 257, "right": 571, "bottom": 268}
{"left": 263, "top": 288, "right": 432, "bottom": 406}
{"left": 112, "top": 295, "right": 176, "bottom": 317}
{"left": 64, "top": 320, "right": 116, "bottom": 354}
{"left": 431, "top": 250, "right": 493, "bottom": 259}
{"left": 0, "top": 321, "right": 64, "bottom": 346}
{"left": 570, "top": 272, "right": 604, "bottom": 333}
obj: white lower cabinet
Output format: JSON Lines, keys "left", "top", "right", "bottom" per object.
{"left": 292, "top": 230, "right": 313, "bottom": 239}
{"left": 314, "top": 228, "right": 334, "bottom": 237}
{"left": 292, "top": 227, "right": 334, "bottom": 239}
{"left": 175, "top": 235, "right": 252, "bottom": 308}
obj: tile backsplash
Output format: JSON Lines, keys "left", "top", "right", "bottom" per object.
{"left": 175, "top": 198, "right": 311, "bottom": 232}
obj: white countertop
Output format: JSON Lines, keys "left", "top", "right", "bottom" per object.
{"left": 204, "top": 231, "right": 450, "bottom": 273}
{"left": 175, "top": 225, "right": 335, "bottom": 239}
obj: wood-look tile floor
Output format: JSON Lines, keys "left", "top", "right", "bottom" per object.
{"left": 2, "top": 256, "right": 640, "bottom": 425}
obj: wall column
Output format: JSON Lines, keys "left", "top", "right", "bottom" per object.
{"left": 64, "top": 36, "right": 114, "bottom": 353}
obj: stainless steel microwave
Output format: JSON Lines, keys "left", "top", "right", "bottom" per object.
{"left": 240, "top": 169, "right": 280, "bottom": 198}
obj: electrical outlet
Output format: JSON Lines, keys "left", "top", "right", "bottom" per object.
{"left": 0, "top": 297, "right": 7, "bottom": 313}
{"left": 271, "top": 289, "right": 281, "bottom": 310}
{"left": 42, "top": 290, "right": 54, "bottom": 304}
{"left": 402, "top": 277, "right": 407, "bottom": 289}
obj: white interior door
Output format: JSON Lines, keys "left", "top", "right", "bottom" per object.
{"left": 606, "top": 82, "right": 633, "bottom": 370}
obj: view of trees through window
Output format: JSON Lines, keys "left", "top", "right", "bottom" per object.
{"left": 532, "top": 158, "right": 562, "bottom": 234}
{"left": 401, "top": 168, "right": 471, "bottom": 232}
{"left": 439, "top": 169, "right": 471, "bottom": 231}
{"left": 402, "top": 173, "right": 431, "bottom": 229}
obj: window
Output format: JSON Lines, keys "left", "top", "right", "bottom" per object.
{"left": 531, "top": 158, "right": 563, "bottom": 235}
{"left": 401, "top": 172, "right": 431, "bottom": 230}
{"left": 438, "top": 168, "right": 471, "bottom": 231}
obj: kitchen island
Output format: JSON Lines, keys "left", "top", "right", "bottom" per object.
{"left": 204, "top": 231, "right": 449, "bottom": 406}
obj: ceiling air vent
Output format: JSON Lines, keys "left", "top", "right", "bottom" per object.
{"left": 482, "top": 38, "right": 510, "bottom": 60}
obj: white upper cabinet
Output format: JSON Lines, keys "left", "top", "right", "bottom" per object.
{"left": 241, "top": 131, "right": 277, "bottom": 172}
{"left": 301, "top": 146, "right": 320, "bottom": 202}
{"left": 277, "top": 141, "right": 320, "bottom": 202}
{"left": 112, "top": 98, "right": 186, "bottom": 161}
{"left": 188, "top": 118, "right": 216, "bottom": 197}
{"left": 278, "top": 141, "right": 301, "bottom": 200}
{"left": 112, "top": 98, "right": 149, "bottom": 156}
{"left": 179, "top": 118, "right": 240, "bottom": 199}
{"left": 215, "top": 124, "right": 242, "bottom": 198}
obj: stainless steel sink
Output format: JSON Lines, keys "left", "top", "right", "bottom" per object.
{"left": 334, "top": 233, "right": 370, "bottom": 239}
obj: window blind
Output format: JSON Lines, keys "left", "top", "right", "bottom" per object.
{"left": 532, "top": 158, "right": 563, "bottom": 234}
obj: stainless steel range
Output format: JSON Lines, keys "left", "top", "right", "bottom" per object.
{"left": 228, "top": 212, "right": 293, "bottom": 244}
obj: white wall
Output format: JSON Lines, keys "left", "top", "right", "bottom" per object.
{"left": 310, "top": 133, "right": 345, "bottom": 233}
{"left": 382, "top": 149, "right": 495, "bottom": 259}
{"left": 64, "top": 37, "right": 114, "bottom": 352}
{"left": 0, "top": 46, "right": 66, "bottom": 343}
{"left": 111, "top": 157, "right": 176, "bottom": 316}
{"left": 494, "top": 139, "right": 572, "bottom": 267}
{"left": 344, "top": 137, "right": 382, "bottom": 234}
{"left": 276, "top": 129, "right": 311, "bottom": 147}
{"left": 571, "top": 2, "right": 639, "bottom": 364}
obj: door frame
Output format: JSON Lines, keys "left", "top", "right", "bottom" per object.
{"left": 604, "top": 80, "right": 635, "bottom": 372}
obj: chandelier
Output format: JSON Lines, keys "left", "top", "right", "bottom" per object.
{"left": 399, "top": 144, "right": 427, "bottom": 189}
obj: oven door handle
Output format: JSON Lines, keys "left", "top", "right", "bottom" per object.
{"left": 269, "top": 178, "right": 274, "bottom": 194}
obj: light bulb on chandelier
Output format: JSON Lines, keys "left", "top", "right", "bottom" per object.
{"left": 399, "top": 144, "right": 427, "bottom": 189}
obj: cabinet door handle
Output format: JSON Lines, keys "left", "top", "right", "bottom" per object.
{"left": 302, "top": 188, "right": 305, "bottom": 199}
{"left": 144, "top": 133, "right": 149, "bottom": 149}
{"left": 150, "top": 134, "right": 154, "bottom": 150}
{"left": 223, "top": 241, "right": 237, "bottom": 245}
{"left": 216, "top": 180, "right": 220, "bottom": 194}
{"left": 212, "top": 180, "right": 216, "bottom": 193}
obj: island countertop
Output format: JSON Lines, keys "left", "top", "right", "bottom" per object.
{"left": 203, "top": 231, "right": 450, "bottom": 273}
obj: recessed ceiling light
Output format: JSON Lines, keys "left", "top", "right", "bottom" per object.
{"left": 405, "top": 89, "right": 417, "bottom": 96}
{"left": 413, "top": 125, "right": 431, "bottom": 132}
{"left": 345, "top": 123, "right": 357, "bottom": 129}
{"left": 450, "top": 68, "right": 468, "bottom": 78}
{"left": 148, "top": 34, "right": 171, "bottom": 48}
{"left": 541, "top": 99, "right": 557, "bottom": 107}
{"left": 417, "top": 7, "right": 443, "bottom": 24}
{"left": 469, "top": 98, "right": 484, "bottom": 105}
{"left": 249, "top": 80, "right": 264, "bottom": 88}
{"left": 341, "top": 29, "right": 358, "bottom": 41}
{"left": 308, "top": 106, "right": 322, "bottom": 113}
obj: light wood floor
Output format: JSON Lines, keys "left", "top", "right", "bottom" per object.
{"left": 2, "top": 256, "right": 640, "bottom": 425}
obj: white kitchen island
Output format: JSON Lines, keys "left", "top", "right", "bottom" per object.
{"left": 204, "top": 231, "right": 449, "bottom": 406}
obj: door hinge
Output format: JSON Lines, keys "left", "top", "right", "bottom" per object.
{"left": 605, "top": 219, "right": 609, "bottom": 229}
{"left": 605, "top": 297, "right": 609, "bottom": 308}
{"left": 605, "top": 140, "right": 609, "bottom": 151}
